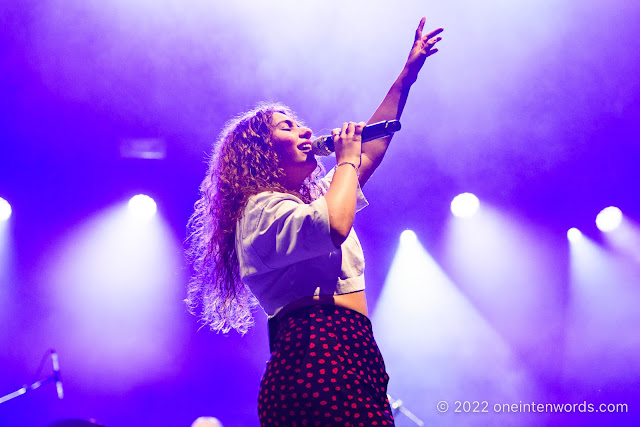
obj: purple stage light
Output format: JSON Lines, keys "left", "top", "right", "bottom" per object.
{"left": 567, "top": 233, "right": 640, "bottom": 392}
{"left": 374, "top": 234, "right": 541, "bottom": 427}
{"left": 399, "top": 229, "right": 417, "bottom": 246}
{"left": 596, "top": 206, "right": 622, "bottom": 232}
{"left": 567, "top": 227, "right": 583, "bottom": 242}
{"left": 0, "top": 197, "right": 11, "bottom": 221}
{"left": 450, "top": 193, "right": 480, "bottom": 218}
{"left": 46, "top": 206, "right": 187, "bottom": 395}
{"left": 128, "top": 194, "right": 157, "bottom": 219}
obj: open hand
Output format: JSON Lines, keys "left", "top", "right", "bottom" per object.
{"left": 405, "top": 17, "right": 443, "bottom": 79}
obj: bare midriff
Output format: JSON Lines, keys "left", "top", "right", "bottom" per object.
{"left": 276, "top": 290, "right": 368, "bottom": 320}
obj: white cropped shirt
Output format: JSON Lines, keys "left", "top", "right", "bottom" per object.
{"left": 236, "top": 168, "right": 369, "bottom": 318}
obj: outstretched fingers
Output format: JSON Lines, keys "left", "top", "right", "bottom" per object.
{"left": 414, "top": 17, "right": 444, "bottom": 57}
{"left": 415, "top": 16, "right": 426, "bottom": 41}
{"left": 416, "top": 17, "right": 444, "bottom": 41}
{"left": 423, "top": 27, "right": 444, "bottom": 42}
{"left": 425, "top": 34, "right": 443, "bottom": 54}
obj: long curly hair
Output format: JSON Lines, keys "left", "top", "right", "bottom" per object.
{"left": 186, "top": 102, "right": 324, "bottom": 334}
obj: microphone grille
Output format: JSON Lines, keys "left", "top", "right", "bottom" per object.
{"left": 311, "top": 136, "right": 333, "bottom": 156}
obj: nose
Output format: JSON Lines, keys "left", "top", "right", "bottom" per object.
{"left": 299, "top": 126, "right": 312, "bottom": 140}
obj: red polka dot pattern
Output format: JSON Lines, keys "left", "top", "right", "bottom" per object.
{"left": 258, "top": 305, "right": 394, "bottom": 426}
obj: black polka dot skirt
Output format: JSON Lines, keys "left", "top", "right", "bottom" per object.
{"left": 258, "top": 304, "right": 394, "bottom": 426}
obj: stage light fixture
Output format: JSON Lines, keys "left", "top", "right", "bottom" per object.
{"left": 596, "top": 206, "right": 622, "bottom": 232}
{"left": 400, "top": 229, "right": 417, "bottom": 246}
{"left": 567, "top": 227, "right": 582, "bottom": 242}
{"left": 451, "top": 193, "right": 480, "bottom": 218}
{"left": 128, "top": 194, "right": 157, "bottom": 219}
{"left": 0, "top": 197, "right": 11, "bottom": 221}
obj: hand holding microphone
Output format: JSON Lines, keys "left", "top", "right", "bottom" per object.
{"left": 312, "top": 120, "right": 401, "bottom": 156}
{"left": 332, "top": 122, "right": 365, "bottom": 170}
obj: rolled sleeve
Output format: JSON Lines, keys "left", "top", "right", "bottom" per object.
{"left": 320, "top": 167, "right": 369, "bottom": 212}
{"left": 238, "top": 192, "right": 337, "bottom": 271}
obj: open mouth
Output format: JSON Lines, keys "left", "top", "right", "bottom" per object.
{"left": 298, "top": 142, "right": 312, "bottom": 152}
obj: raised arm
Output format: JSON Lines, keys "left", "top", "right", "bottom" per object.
{"left": 358, "top": 17, "right": 443, "bottom": 187}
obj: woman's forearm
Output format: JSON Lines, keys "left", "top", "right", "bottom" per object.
{"left": 324, "top": 163, "right": 359, "bottom": 247}
{"left": 358, "top": 71, "right": 415, "bottom": 186}
{"left": 357, "top": 18, "right": 443, "bottom": 188}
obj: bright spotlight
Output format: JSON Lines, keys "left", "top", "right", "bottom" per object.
{"left": 400, "top": 229, "right": 417, "bottom": 246}
{"left": 128, "top": 194, "right": 157, "bottom": 219}
{"left": 451, "top": 193, "right": 480, "bottom": 218}
{"left": 567, "top": 227, "right": 583, "bottom": 242}
{"left": 0, "top": 198, "right": 11, "bottom": 221}
{"left": 596, "top": 206, "right": 622, "bottom": 232}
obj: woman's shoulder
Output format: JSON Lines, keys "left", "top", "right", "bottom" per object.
{"left": 238, "top": 189, "right": 329, "bottom": 241}
{"left": 242, "top": 191, "right": 308, "bottom": 225}
{"left": 247, "top": 190, "right": 305, "bottom": 209}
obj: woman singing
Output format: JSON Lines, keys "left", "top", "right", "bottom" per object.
{"left": 187, "top": 17, "right": 443, "bottom": 426}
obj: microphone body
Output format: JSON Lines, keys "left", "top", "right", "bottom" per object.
{"left": 311, "top": 120, "right": 402, "bottom": 156}
{"left": 51, "top": 351, "right": 64, "bottom": 399}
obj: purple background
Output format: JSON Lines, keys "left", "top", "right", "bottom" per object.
{"left": 1, "top": 1, "right": 639, "bottom": 426}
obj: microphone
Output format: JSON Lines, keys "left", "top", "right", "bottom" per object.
{"left": 51, "top": 350, "right": 64, "bottom": 399}
{"left": 311, "top": 120, "right": 402, "bottom": 156}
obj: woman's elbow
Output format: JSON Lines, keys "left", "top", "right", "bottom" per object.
{"left": 329, "top": 226, "right": 351, "bottom": 247}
